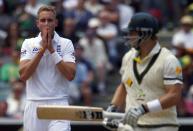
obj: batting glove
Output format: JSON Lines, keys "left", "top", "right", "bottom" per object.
{"left": 103, "top": 104, "right": 120, "bottom": 131}
{"left": 117, "top": 123, "right": 134, "bottom": 131}
{"left": 103, "top": 118, "right": 121, "bottom": 131}
{"left": 123, "top": 105, "right": 146, "bottom": 127}
{"left": 106, "top": 104, "right": 119, "bottom": 112}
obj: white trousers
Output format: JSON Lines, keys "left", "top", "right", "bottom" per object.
{"left": 23, "top": 99, "right": 71, "bottom": 131}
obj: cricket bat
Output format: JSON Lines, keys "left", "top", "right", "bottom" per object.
{"left": 37, "top": 105, "right": 124, "bottom": 121}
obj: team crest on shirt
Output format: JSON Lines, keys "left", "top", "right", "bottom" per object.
{"left": 126, "top": 77, "right": 133, "bottom": 87}
{"left": 175, "top": 66, "right": 182, "bottom": 75}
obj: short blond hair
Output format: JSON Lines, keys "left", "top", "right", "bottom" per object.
{"left": 37, "top": 5, "right": 56, "bottom": 19}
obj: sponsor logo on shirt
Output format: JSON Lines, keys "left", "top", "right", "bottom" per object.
{"left": 32, "top": 47, "right": 39, "bottom": 53}
{"left": 71, "top": 51, "right": 75, "bottom": 60}
{"left": 57, "top": 45, "right": 62, "bottom": 57}
{"left": 21, "top": 49, "right": 26, "bottom": 56}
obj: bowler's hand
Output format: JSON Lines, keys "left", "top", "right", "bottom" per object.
{"left": 123, "top": 105, "right": 145, "bottom": 127}
{"left": 41, "top": 28, "right": 48, "bottom": 49}
{"left": 47, "top": 28, "right": 55, "bottom": 53}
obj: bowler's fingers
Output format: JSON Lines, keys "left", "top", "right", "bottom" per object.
{"left": 47, "top": 28, "right": 52, "bottom": 44}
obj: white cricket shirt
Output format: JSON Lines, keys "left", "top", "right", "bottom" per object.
{"left": 20, "top": 32, "right": 75, "bottom": 100}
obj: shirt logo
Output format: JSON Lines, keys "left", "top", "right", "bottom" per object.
{"left": 126, "top": 77, "right": 133, "bottom": 87}
{"left": 57, "top": 45, "right": 62, "bottom": 56}
{"left": 175, "top": 66, "right": 182, "bottom": 75}
{"left": 71, "top": 51, "right": 75, "bottom": 60}
{"left": 21, "top": 49, "right": 26, "bottom": 56}
{"left": 32, "top": 47, "right": 39, "bottom": 53}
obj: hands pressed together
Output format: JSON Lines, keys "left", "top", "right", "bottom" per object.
{"left": 41, "top": 27, "right": 55, "bottom": 53}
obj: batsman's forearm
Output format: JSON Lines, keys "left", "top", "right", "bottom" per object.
{"left": 19, "top": 51, "right": 44, "bottom": 81}
{"left": 159, "top": 85, "right": 182, "bottom": 109}
{"left": 56, "top": 61, "right": 76, "bottom": 81}
{"left": 111, "top": 83, "right": 127, "bottom": 109}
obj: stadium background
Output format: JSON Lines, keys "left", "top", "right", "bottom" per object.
{"left": 0, "top": 0, "right": 193, "bottom": 131}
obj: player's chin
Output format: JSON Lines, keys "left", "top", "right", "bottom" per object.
{"left": 130, "top": 43, "right": 136, "bottom": 48}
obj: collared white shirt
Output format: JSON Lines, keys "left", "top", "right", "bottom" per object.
{"left": 20, "top": 32, "right": 75, "bottom": 100}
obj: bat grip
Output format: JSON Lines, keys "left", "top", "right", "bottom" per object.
{"left": 103, "top": 111, "right": 124, "bottom": 119}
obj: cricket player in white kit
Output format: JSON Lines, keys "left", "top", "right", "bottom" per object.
{"left": 19, "top": 6, "right": 76, "bottom": 131}
{"left": 104, "top": 12, "right": 183, "bottom": 131}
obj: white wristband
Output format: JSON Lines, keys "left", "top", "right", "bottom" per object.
{"left": 51, "top": 52, "right": 62, "bottom": 64}
{"left": 147, "top": 99, "right": 162, "bottom": 112}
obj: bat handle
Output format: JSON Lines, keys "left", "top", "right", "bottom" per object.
{"left": 103, "top": 111, "right": 124, "bottom": 119}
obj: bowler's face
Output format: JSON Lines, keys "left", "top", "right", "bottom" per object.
{"left": 36, "top": 11, "right": 57, "bottom": 34}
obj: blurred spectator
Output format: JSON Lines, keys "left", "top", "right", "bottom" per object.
{"left": 4, "top": 22, "right": 22, "bottom": 55}
{"left": 103, "top": 0, "right": 134, "bottom": 29}
{"left": 97, "top": 9, "right": 119, "bottom": 69}
{"left": 62, "top": 18, "right": 80, "bottom": 46}
{"left": 75, "top": 45, "right": 94, "bottom": 92}
{"left": 0, "top": 0, "right": 14, "bottom": 46}
{"left": 0, "top": 100, "right": 9, "bottom": 117}
{"left": 172, "top": 15, "right": 193, "bottom": 115}
{"left": 102, "top": 0, "right": 119, "bottom": 26}
{"left": 140, "top": 0, "right": 183, "bottom": 30}
{"left": 0, "top": 0, "right": 3, "bottom": 13}
{"left": 185, "top": 2, "right": 193, "bottom": 16}
{"left": 63, "top": 0, "right": 93, "bottom": 37}
{"left": 183, "top": 85, "right": 193, "bottom": 116}
{"left": 0, "top": 49, "right": 20, "bottom": 83}
{"left": 63, "top": 0, "right": 78, "bottom": 10}
{"left": 79, "top": 18, "right": 109, "bottom": 94}
{"left": 68, "top": 44, "right": 93, "bottom": 105}
{"left": 17, "top": 6, "right": 37, "bottom": 37}
{"left": 85, "top": 0, "right": 104, "bottom": 16}
{"left": 6, "top": 79, "right": 25, "bottom": 119}
{"left": 24, "top": 0, "right": 44, "bottom": 17}
{"left": 172, "top": 15, "right": 193, "bottom": 54}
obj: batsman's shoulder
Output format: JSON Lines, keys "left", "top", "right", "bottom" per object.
{"left": 162, "top": 47, "right": 178, "bottom": 60}
{"left": 122, "top": 48, "right": 136, "bottom": 59}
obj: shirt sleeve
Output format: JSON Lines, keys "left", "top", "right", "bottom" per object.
{"left": 62, "top": 40, "right": 75, "bottom": 63}
{"left": 163, "top": 55, "right": 183, "bottom": 85}
{"left": 20, "top": 39, "right": 33, "bottom": 61}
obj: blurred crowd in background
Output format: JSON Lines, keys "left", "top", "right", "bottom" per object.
{"left": 0, "top": 0, "right": 193, "bottom": 120}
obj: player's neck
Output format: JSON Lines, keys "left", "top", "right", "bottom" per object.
{"left": 139, "top": 41, "right": 156, "bottom": 59}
